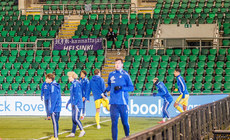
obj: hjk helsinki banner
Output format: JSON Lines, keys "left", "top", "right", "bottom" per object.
{"left": 0, "top": 95, "right": 228, "bottom": 117}
{"left": 54, "top": 38, "right": 103, "bottom": 51}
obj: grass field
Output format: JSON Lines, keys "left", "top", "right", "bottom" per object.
{"left": 0, "top": 116, "right": 161, "bottom": 140}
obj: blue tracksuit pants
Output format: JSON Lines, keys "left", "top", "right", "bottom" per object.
{"left": 51, "top": 112, "right": 60, "bottom": 138}
{"left": 44, "top": 99, "right": 51, "bottom": 117}
{"left": 81, "top": 100, "right": 86, "bottom": 116}
{"left": 162, "top": 100, "right": 172, "bottom": 118}
{"left": 110, "top": 104, "right": 129, "bottom": 140}
{"left": 72, "top": 105, "right": 83, "bottom": 133}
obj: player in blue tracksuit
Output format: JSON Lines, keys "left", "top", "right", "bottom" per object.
{"left": 46, "top": 74, "right": 62, "bottom": 140}
{"left": 79, "top": 70, "right": 90, "bottom": 120}
{"left": 86, "top": 69, "right": 110, "bottom": 129}
{"left": 152, "top": 78, "right": 173, "bottom": 123}
{"left": 66, "top": 71, "right": 85, "bottom": 138}
{"left": 174, "top": 68, "right": 190, "bottom": 113}
{"left": 106, "top": 58, "right": 134, "bottom": 140}
{"left": 41, "top": 81, "right": 51, "bottom": 120}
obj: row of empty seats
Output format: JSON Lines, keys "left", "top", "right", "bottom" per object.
{"left": 125, "top": 48, "right": 230, "bottom": 95}
{"left": 0, "top": 49, "right": 105, "bottom": 96}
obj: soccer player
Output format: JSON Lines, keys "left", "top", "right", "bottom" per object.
{"left": 174, "top": 68, "right": 189, "bottom": 113}
{"left": 41, "top": 79, "right": 51, "bottom": 120}
{"left": 46, "top": 74, "right": 62, "bottom": 140}
{"left": 86, "top": 69, "right": 110, "bottom": 129}
{"left": 66, "top": 71, "right": 85, "bottom": 138}
{"left": 152, "top": 78, "right": 173, "bottom": 124}
{"left": 79, "top": 70, "right": 89, "bottom": 120}
{"left": 106, "top": 58, "right": 134, "bottom": 140}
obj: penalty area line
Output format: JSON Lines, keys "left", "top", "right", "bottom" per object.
{"left": 35, "top": 119, "right": 111, "bottom": 140}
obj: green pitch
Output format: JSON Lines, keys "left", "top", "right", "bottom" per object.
{"left": 0, "top": 116, "right": 161, "bottom": 140}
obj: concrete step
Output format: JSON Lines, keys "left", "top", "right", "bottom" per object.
{"left": 138, "top": 10, "right": 153, "bottom": 14}
{"left": 60, "top": 29, "right": 75, "bottom": 31}
{"left": 103, "top": 68, "right": 114, "bottom": 70}
{"left": 64, "top": 22, "right": 80, "bottom": 24}
{"left": 104, "top": 62, "right": 115, "bottom": 64}
{"left": 63, "top": 23, "right": 80, "bottom": 25}
{"left": 59, "top": 33, "right": 75, "bottom": 36}
{"left": 104, "top": 63, "right": 115, "bottom": 67}
{"left": 58, "top": 35, "right": 73, "bottom": 39}
{"left": 30, "top": 4, "right": 43, "bottom": 8}
{"left": 102, "top": 68, "right": 114, "bottom": 71}
{"left": 107, "top": 57, "right": 125, "bottom": 60}
{"left": 62, "top": 27, "right": 78, "bottom": 29}
{"left": 59, "top": 31, "right": 75, "bottom": 33}
{"left": 66, "top": 15, "right": 82, "bottom": 20}
{"left": 26, "top": 12, "right": 41, "bottom": 15}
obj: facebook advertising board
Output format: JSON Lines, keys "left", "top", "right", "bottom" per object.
{"left": 0, "top": 95, "right": 228, "bottom": 117}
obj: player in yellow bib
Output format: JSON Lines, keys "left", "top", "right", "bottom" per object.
{"left": 86, "top": 69, "right": 110, "bottom": 129}
{"left": 174, "top": 68, "right": 189, "bottom": 113}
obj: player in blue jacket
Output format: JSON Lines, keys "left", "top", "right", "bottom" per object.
{"left": 174, "top": 68, "right": 190, "bottom": 113}
{"left": 86, "top": 69, "right": 110, "bottom": 129}
{"left": 46, "top": 74, "right": 62, "bottom": 140}
{"left": 152, "top": 78, "right": 173, "bottom": 124}
{"left": 66, "top": 71, "right": 85, "bottom": 138}
{"left": 79, "top": 70, "right": 89, "bottom": 120}
{"left": 106, "top": 58, "right": 134, "bottom": 140}
{"left": 41, "top": 81, "right": 51, "bottom": 120}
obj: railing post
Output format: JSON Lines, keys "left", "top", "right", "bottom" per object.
{"left": 167, "top": 126, "right": 173, "bottom": 140}
{"left": 197, "top": 110, "right": 202, "bottom": 139}
{"left": 148, "top": 39, "right": 150, "bottom": 53}
{"left": 128, "top": 38, "right": 130, "bottom": 55}
{"left": 103, "top": 38, "right": 107, "bottom": 59}
{"left": 63, "top": 4, "right": 64, "bottom": 15}
{"left": 199, "top": 38, "right": 202, "bottom": 49}
{"left": 180, "top": 118, "right": 186, "bottom": 140}
{"left": 111, "top": 3, "right": 112, "bottom": 14}
{"left": 52, "top": 39, "right": 54, "bottom": 51}
{"left": 226, "top": 98, "right": 230, "bottom": 126}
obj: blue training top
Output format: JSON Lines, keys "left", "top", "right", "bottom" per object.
{"left": 80, "top": 77, "right": 89, "bottom": 98}
{"left": 155, "top": 81, "right": 173, "bottom": 102}
{"left": 49, "top": 80, "right": 62, "bottom": 114}
{"left": 106, "top": 69, "right": 134, "bottom": 105}
{"left": 41, "top": 82, "right": 51, "bottom": 100}
{"left": 68, "top": 79, "right": 83, "bottom": 108}
{"left": 86, "top": 75, "right": 107, "bottom": 101}
{"left": 176, "top": 75, "right": 189, "bottom": 98}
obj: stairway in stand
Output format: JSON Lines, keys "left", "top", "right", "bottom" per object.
{"left": 101, "top": 50, "right": 126, "bottom": 89}
{"left": 58, "top": 15, "right": 82, "bottom": 39}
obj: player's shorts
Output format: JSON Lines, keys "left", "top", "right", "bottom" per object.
{"left": 175, "top": 94, "right": 189, "bottom": 106}
{"left": 95, "top": 98, "right": 109, "bottom": 109}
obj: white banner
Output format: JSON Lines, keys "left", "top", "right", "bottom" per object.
{"left": 0, "top": 95, "right": 228, "bottom": 117}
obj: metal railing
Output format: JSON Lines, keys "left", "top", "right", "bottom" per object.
{"left": 0, "top": 42, "right": 36, "bottom": 50}
{"left": 0, "top": 37, "right": 107, "bottom": 54}
{"left": 127, "top": 37, "right": 230, "bottom": 55}
{"left": 122, "top": 95, "right": 230, "bottom": 140}
{"left": 129, "top": 6, "right": 155, "bottom": 17}
{"left": 40, "top": 3, "right": 136, "bottom": 15}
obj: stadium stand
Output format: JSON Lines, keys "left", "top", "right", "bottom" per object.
{"left": 0, "top": 49, "right": 105, "bottom": 96}
{"left": 0, "top": 0, "right": 229, "bottom": 96}
{"left": 153, "top": 0, "right": 229, "bottom": 45}
{"left": 73, "top": 13, "right": 156, "bottom": 49}
{"left": 125, "top": 48, "right": 230, "bottom": 95}
{"left": 0, "top": 14, "right": 63, "bottom": 48}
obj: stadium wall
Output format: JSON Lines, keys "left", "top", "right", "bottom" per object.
{"left": 0, "top": 95, "right": 228, "bottom": 117}
{"left": 122, "top": 95, "right": 230, "bottom": 140}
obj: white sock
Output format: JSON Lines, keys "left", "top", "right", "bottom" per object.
{"left": 163, "top": 118, "right": 166, "bottom": 122}
{"left": 168, "top": 118, "right": 171, "bottom": 120}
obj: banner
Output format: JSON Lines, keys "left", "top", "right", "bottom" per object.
{"left": 0, "top": 95, "right": 228, "bottom": 117}
{"left": 54, "top": 38, "right": 103, "bottom": 51}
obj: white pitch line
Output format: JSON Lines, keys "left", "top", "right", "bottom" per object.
{"left": 35, "top": 119, "right": 111, "bottom": 140}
